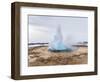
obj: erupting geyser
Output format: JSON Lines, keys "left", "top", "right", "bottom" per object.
{"left": 48, "top": 25, "right": 73, "bottom": 52}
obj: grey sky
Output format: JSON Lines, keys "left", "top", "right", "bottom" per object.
{"left": 28, "top": 15, "right": 88, "bottom": 44}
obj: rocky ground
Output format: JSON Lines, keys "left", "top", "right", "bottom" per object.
{"left": 28, "top": 46, "right": 88, "bottom": 66}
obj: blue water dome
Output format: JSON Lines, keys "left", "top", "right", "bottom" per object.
{"left": 48, "top": 25, "right": 73, "bottom": 52}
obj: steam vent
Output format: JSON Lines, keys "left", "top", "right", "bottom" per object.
{"left": 48, "top": 25, "right": 73, "bottom": 52}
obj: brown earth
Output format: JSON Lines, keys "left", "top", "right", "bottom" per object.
{"left": 28, "top": 46, "right": 88, "bottom": 66}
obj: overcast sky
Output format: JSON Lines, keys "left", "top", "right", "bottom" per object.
{"left": 28, "top": 15, "right": 88, "bottom": 44}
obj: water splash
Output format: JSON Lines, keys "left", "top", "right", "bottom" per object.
{"left": 48, "top": 25, "right": 73, "bottom": 52}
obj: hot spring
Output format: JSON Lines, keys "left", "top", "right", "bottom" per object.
{"left": 48, "top": 25, "right": 74, "bottom": 52}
